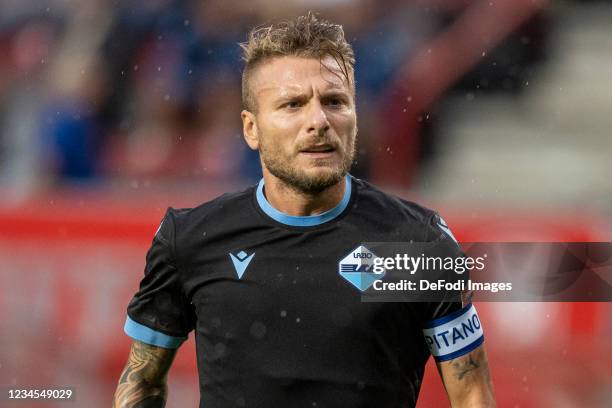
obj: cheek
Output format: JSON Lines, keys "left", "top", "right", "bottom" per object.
{"left": 265, "top": 111, "right": 302, "bottom": 131}
{"left": 331, "top": 112, "right": 357, "bottom": 139}
{"left": 261, "top": 113, "right": 302, "bottom": 141}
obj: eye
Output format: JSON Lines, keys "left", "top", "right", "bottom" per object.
{"left": 325, "top": 97, "right": 346, "bottom": 108}
{"left": 282, "top": 100, "right": 302, "bottom": 110}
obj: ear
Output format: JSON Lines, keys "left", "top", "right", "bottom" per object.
{"left": 241, "top": 110, "right": 259, "bottom": 151}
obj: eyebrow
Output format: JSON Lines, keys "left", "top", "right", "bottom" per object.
{"left": 276, "top": 84, "right": 349, "bottom": 97}
{"left": 271, "top": 89, "right": 350, "bottom": 105}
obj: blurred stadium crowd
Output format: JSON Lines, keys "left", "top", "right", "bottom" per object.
{"left": 0, "top": 0, "right": 562, "bottom": 194}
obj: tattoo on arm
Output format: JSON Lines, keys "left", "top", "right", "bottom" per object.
{"left": 438, "top": 347, "right": 495, "bottom": 406}
{"left": 132, "top": 396, "right": 166, "bottom": 408}
{"left": 452, "top": 353, "right": 481, "bottom": 381}
{"left": 113, "top": 341, "right": 177, "bottom": 408}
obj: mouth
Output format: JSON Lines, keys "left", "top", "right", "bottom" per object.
{"left": 299, "top": 144, "right": 337, "bottom": 157}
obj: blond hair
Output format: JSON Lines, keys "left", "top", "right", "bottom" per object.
{"left": 240, "top": 12, "right": 355, "bottom": 112}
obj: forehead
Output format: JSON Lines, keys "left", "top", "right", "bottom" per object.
{"left": 251, "top": 56, "right": 350, "bottom": 98}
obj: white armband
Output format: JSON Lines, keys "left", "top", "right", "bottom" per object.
{"left": 422, "top": 303, "right": 484, "bottom": 362}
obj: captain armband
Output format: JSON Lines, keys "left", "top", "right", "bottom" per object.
{"left": 422, "top": 303, "right": 484, "bottom": 362}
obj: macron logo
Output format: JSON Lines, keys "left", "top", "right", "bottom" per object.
{"left": 229, "top": 250, "right": 255, "bottom": 279}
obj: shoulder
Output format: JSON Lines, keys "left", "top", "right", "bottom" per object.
{"left": 352, "top": 177, "right": 437, "bottom": 224}
{"left": 351, "top": 177, "right": 450, "bottom": 242}
{"left": 162, "top": 184, "right": 257, "bottom": 241}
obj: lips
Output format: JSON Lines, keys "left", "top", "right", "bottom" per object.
{"left": 300, "top": 144, "right": 336, "bottom": 153}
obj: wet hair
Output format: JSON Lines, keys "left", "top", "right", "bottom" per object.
{"left": 240, "top": 12, "right": 355, "bottom": 112}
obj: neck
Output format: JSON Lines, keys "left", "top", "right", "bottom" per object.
{"left": 261, "top": 170, "right": 346, "bottom": 216}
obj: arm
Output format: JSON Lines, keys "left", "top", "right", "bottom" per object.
{"left": 112, "top": 340, "right": 178, "bottom": 408}
{"left": 436, "top": 344, "right": 495, "bottom": 408}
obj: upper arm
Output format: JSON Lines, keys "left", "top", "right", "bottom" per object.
{"left": 436, "top": 344, "right": 495, "bottom": 407}
{"left": 423, "top": 302, "right": 495, "bottom": 407}
{"left": 114, "top": 210, "right": 193, "bottom": 407}
{"left": 124, "top": 209, "right": 195, "bottom": 347}
{"left": 422, "top": 301, "right": 494, "bottom": 407}
{"left": 113, "top": 340, "right": 178, "bottom": 408}
{"left": 422, "top": 214, "right": 494, "bottom": 405}
{"left": 121, "top": 340, "right": 178, "bottom": 386}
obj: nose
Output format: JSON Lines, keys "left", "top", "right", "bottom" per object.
{"left": 306, "top": 99, "right": 330, "bottom": 135}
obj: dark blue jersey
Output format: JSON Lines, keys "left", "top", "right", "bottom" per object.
{"left": 124, "top": 175, "right": 483, "bottom": 408}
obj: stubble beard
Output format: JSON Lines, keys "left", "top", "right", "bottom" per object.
{"left": 260, "top": 135, "right": 356, "bottom": 194}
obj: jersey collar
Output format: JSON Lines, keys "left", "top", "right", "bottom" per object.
{"left": 256, "top": 174, "right": 352, "bottom": 227}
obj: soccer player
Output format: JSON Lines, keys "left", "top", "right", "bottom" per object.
{"left": 113, "top": 13, "right": 495, "bottom": 408}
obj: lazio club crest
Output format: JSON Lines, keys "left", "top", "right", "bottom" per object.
{"left": 338, "top": 245, "right": 385, "bottom": 291}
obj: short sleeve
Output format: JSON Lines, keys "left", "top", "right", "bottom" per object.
{"left": 421, "top": 213, "right": 483, "bottom": 361}
{"left": 124, "top": 208, "right": 195, "bottom": 349}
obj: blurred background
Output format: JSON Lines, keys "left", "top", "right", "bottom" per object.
{"left": 0, "top": 0, "right": 610, "bottom": 406}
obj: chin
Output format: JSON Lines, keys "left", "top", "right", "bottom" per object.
{"left": 304, "top": 165, "right": 345, "bottom": 181}
{"left": 298, "top": 167, "right": 345, "bottom": 191}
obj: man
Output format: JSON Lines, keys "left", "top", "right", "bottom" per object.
{"left": 113, "top": 13, "right": 495, "bottom": 408}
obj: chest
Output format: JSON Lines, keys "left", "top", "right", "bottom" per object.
{"left": 182, "top": 228, "right": 416, "bottom": 343}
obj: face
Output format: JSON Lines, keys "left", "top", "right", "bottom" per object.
{"left": 241, "top": 56, "right": 357, "bottom": 193}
